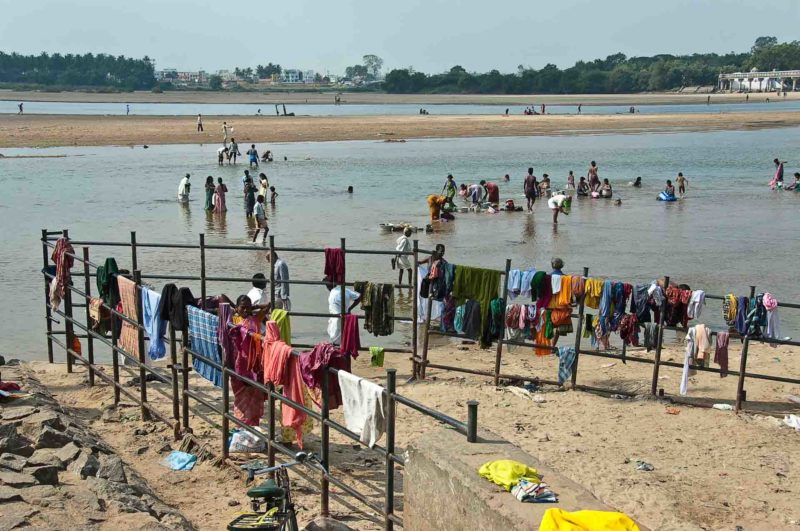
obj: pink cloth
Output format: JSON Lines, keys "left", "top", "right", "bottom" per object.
{"left": 715, "top": 331, "right": 729, "bottom": 378}
{"left": 225, "top": 309, "right": 265, "bottom": 427}
{"left": 340, "top": 314, "right": 361, "bottom": 359}
{"left": 299, "top": 342, "right": 349, "bottom": 410}
{"left": 117, "top": 276, "right": 140, "bottom": 358}
{"left": 263, "top": 321, "right": 307, "bottom": 448}
{"left": 763, "top": 292, "right": 779, "bottom": 311}
{"left": 49, "top": 237, "right": 74, "bottom": 310}
{"left": 213, "top": 183, "right": 227, "bottom": 213}
{"left": 324, "top": 248, "right": 345, "bottom": 284}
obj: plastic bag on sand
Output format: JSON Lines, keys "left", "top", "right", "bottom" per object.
{"left": 161, "top": 450, "right": 197, "bottom": 471}
{"left": 712, "top": 404, "right": 734, "bottom": 411}
{"left": 229, "top": 430, "right": 266, "bottom": 453}
{"left": 783, "top": 414, "right": 800, "bottom": 431}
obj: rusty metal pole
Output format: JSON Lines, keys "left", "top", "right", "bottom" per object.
{"left": 650, "top": 276, "right": 671, "bottom": 395}
{"left": 571, "top": 267, "right": 589, "bottom": 389}
{"left": 493, "top": 259, "right": 511, "bottom": 386}
{"left": 735, "top": 286, "right": 757, "bottom": 412}
{"left": 82, "top": 246, "right": 95, "bottom": 386}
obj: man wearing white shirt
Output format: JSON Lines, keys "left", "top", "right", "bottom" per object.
{"left": 325, "top": 277, "right": 361, "bottom": 342}
{"left": 247, "top": 273, "right": 270, "bottom": 308}
{"left": 177, "top": 173, "right": 191, "bottom": 202}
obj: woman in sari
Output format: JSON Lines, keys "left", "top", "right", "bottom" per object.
{"left": 213, "top": 177, "right": 228, "bottom": 213}
{"left": 204, "top": 176, "right": 215, "bottom": 211}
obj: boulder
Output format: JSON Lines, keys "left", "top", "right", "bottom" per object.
{"left": 18, "top": 484, "right": 59, "bottom": 504}
{"left": 0, "top": 485, "right": 23, "bottom": 503}
{"left": 0, "top": 436, "right": 34, "bottom": 457}
{"left": 29, "top": 464, "right": 60, "bottom": 485}
{"left": 0, "top": 469, "right": 37, "bottom": 487}
{"left": 1, "top": 406, "right": 38, "bottom": 421}
{"left": 34, "top": 426, "right": 72, "bottom": 449}
{"left": 97, "top": 456, "right": 127, "bottom": 484}
{"left": 21, "top": 410, "right": 66, "bottom": 438}
{"left": 0, "top": 515, "right": 27, "bottom": 530}
{"left": 26, "top": 448, "right": 64, "bottom": 469}
{"left": 55, "top": 443, "right": 82, "bottom": 465}
{"left": 69, "top": 451, "right": 100, "bottom": 479}
{"left": 0, "top": 453, "right": 27, "bottom": 472}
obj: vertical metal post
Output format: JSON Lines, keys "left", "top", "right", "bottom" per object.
{"left": 467, "top": 400, "right": 479, "bottom": 443}
{"left": 493, "top": 259, "right": 512, "bottom": 386}
{"left": 169, "top": 324, "right": 180, "bottom": 439}
{"left": 41, "top": 229, "right": 54, "bottom": 364}
{"left": 339, "top": 238, "right": 346, "bottom": 346}
{"left": 320, "top": 365, "right": 330, "bottom": 517}
{"left": 267, "top": 382, "right": 276, "bottom": 468}
{"left": 269, "top": 235, "right": 276, "bottom": 310}
{"left": 133, "top": 270, "right": 149, "bottom": 420}
{"left": 420, "top": 296, "right": 434, "bottom": 380}
{"left": 130, "top": 231, "right": 138, "bottom": 272}
{"left": 181, "top": 329, "right": 191, "bottom": 432}
{"left": 384, "top": 368, "right": 397, "bottom": 530}
{"left": 111, "top": 303, "right": 121, "bottom": 405}
{"left": 650, "top": 276, "right": 670, "bottom": 395}
{"left": 221, "top": 350, "right": 230, "bottom": 459}
{"left": 82, "top": 247, "right": 95, "bottom": 386}
{"left": 571, "top": 267, "right": 589, "bottom": 389}
{"left": 199, "top": 234, "right": 207, "bottom": 309}
{"left": 62, "top": 229, "right": 73, "bottom": 372}
{"left": 735, "top": 286, "right": 757, "bottom": 412}
{"left": 411, "top": 239, "right": 419, "bottom": 379}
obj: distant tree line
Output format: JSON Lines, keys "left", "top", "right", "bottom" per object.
{"left": 0, "top": 52, "right": 155, "bottom": 89}
{"left": 384, "top": 37, "right": 800, "bottom": 94}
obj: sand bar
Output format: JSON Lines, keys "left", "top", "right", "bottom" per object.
{"left": 1, "top": 88, "right": 797, "bottom": 106}
{"left": 2, "top": 111, "right": 799, "bottom": 148}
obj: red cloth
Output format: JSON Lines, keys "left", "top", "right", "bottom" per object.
{"left": 0, "top": 382, "right": 21, "bottom": 392}
{"left": 340, "top": 314, "right": 361, "bottom": 359}
{"left": 715, "top": 331, "right": 729, "bottom": 378}
{"left": 299, "top": 342, "right": 350, "bottom": 410}
{"left": 263, "top": 321, "right": 307, "bottom": 448}
{"left": 324, "top": 248, "right": 345, "bottom": 284}
{"left": 229, "top": 325, "right": 265, "bottom": 426}
{"left": 619, "top": 314, "right": 639, "bottom": 346}
{"left": 49, "top": 237, "right": 74, "bottom": 310}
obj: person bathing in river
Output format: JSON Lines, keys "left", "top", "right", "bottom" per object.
{"left": 548, "top": 191, "right": 571, "bottom": 224}
{"left": 204, "top": 176, "right": 215, "bottom": 210}
{"left": 427, "top": 194, "right": 452, "bottom": 221}
{"left": 467, "top": 183, "right": 483, "bottom": 206}
{"left": 600, "top": 178, "right": 613, "bottom": 198}
{"left": 676, "top": 172, "right": 688, "bottom": 196}
{"left": 567, "top": 171, "right": 575, "bottom": 191}
{"left": 177, "top": 173, "right": 191, "bottom": 202}
{"left": 244, "top": 177, "right": 258, "bottom": 217}
{"left": 441, "top": 174, "right": 457, "bottom": 210}
{"left": 577, "top": 177, "right": 590, "bottom": 197}
{"left": 664, "top": 179, "right": 676, "bottom": 197}
{"left": 629, "top": 176, "right": 642, "bottom": 187}
{"left": 247, "top": 144, "right": 259, "bottom": 169}
{"left": 523, "top": 168, "right": 538, "bottom": 213}
{"left": 785, "top": 172, "right": 800, "bottom": 191}
{"left": 395, "top": 227, "right": 413, "bottom": 286}
{"left": 480, "top": 180, "right": 500, "bottom": 207}
{"left": 538, "top": 174, "right": 551, "bottom": 198}
{"left": 213, "top": 178, "right": 228, "bottom": 213}
{"left": 587, "top": 160, "right": 600, "bottom": 192}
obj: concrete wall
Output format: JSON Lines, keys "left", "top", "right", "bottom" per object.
{"left": 404, "top": 427, "right": 646, "bottom": 531}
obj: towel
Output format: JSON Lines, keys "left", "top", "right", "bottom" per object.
{"left": 324, "top": 248, "right": 345, "bottom": 284}
{"left": 687, "top": 290, "right": 705, "bottom": 319}
{"left": 338, "top": 370, "right": 386, "bottom": 447}
{"left": 161, "top": 450, "right": 197, "bottom": 471}
{"left": 187, "top": 306, "right": 222, "bottom": 387}
{"left": 270, "top": 308, "right": 291, "bottom": 344}
{"left": 556, "top": 347, "right": 576, "bottom": 385}
{"left": 117, "top": 276, "right": 140, "bottom": 363}
{"left": 142, "top": 287, "right": 167, "bottom": 361}
{"left": 695, "top": 324, "right": 711, "bottom": 365}
{"left": 680, "top": 327, "right": 695, "bottom": 396}
{"left": 539, "top": 508, "right": 640, "bottom": 531}
{"left": 49, "top": 237, "right": 74, "bottom": 311}
{"left": 715, "top": 331, "right": 729, "bottom": 377}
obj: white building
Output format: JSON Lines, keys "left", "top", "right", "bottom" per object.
{"left": 281, "top": 69, "right": 302, "bottom": 83}
{"left": 303, "top": 70, "right": 317, "bottom": 84}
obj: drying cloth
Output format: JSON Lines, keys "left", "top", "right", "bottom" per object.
{"left": 263, "top": 321, "right": 307, "bottom": 448}
{"left": 454, "top": 304, "right": 466, "bottom": 334}
{"left": 299, "top": 342, "right": 348, "bottom": 410}
{"left": 451, "top": 265, "right": 501, "bottom": 347}
{"left": 695, "top": 324, "right": 711, "bottom": 364}
{"left": 341, "top": 314, "right": 361, "bottom": 358}
{"left": 188, "top": 306, "right": 222, "bottom": 387}
{"left": 553, "top": 275, "right": 573, "bottom": 307}
{"left": 441, "top": 295, "right": 456, "bottom": 332}
{"left": 370, "top": 346, "right": 385, "bottom": 367}
{"left": 354, "top": 282, "right": 395, "bottom": 337}
{"left": 783, "top": 415, "right": 800, "bottom": 431}
{"left": 763, "top": 292, "right": 779, "bottom": 311}
{"left": 158, "top": 284, "right": 196, "bottom": 333}
{"left": 633, "top": 284, "right": 651, "bottom": 322}
{"left": 512, "top": 479, "right": 558, "bottom": 503}
{"left": 430, "top": 262, "right": 455, "bottom": 301}
{"left": 416, "top": 266, "right": 443, "bottom": 323}
{"left": 225, "top": 308, "right": 266, "bottom": 426}
{"left": 507, "top": 269, "right": 522, "bottom": 298}
{"left": 324, "top": 248, "right": 345, "bottom": 284}
{"left": 270, "top": 308, "right": 291, "bottom": 344}
{"left": 520, "top": 269, "right": 537, "bottom": 299}
{"left": 598, "top": 280, "right": 613, "bottom": 334}
{"left": 556, "top": 347, "right": 576, "bottom": 385}
{"left": 117, "top": 276, "right": 140, "bottom": 361}
{"left": 530, "top": 271, "right": 547, "bottom": 301}
{"left": 643, "top": 323, "right": 658, "bottom": 352}
{"left": 161, "top": 450, "right": 197, "bottom": 471}
{"left": 619, "top": 314, "right": 639, "bottom": 347}
{"left": 584, "top": 278, "right": 603, "bottom": 309}
{"left": 571, "top": 275, "right": 585, "bottom": 298}
{"left": 534, "top": 309, "right": 553, "bottom": 357}
{"left": 338, "top": 370, "right": 386, "bottom": 447}
{"left": 96, "top": 257, "right": 120, "bottom": 308}
{"left": 648, "top": 282, "right": 664, "bottom": 307}
{"left": 49, "top": 237, "right": 74, "bottom": 311}
{"left": 723, "top": 294, "right": 737, "bottom": 326}
{"left": 142, "top": 287, "right": 167, "bottom": 361}
{"left": 539, "top": 508, "right": 640, "bottom": 531}
{"left": 687, "top": 290, "right": 705, "bottom": 319}
{"left": 462, "top": 300, "right": 482, "bottom": 340}
{"left": 680, "top": 326, "right": 696, "bottom": 396}
{"left": 715, "top": 331, "right": 729, "bottom": 377}
{"left": 765, "top": 306, "right": 781, "bottom": 346}
{"left": 505, "top": 304, "right": 522, "bottom": 330}
{"left": 551, "top": 274, "right": 562, "bottom": 295}
{"left": 478, "top": 460, "right": 541, "bottom": 492}
{"left": 735, "top": 296, "right": 749, "bottom": 335}
{"left": 583, "top": 313, "right": 594, "bottom": 339}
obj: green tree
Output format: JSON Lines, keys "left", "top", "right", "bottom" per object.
{"left": 362, "top": 54, "right": 383, "bottom": 79}
{"left": 209, "top": 75, "right": 223, "bottom": 90}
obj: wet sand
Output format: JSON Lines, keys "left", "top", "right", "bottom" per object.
{"left": 2, "top": 111, "right": 800, "bottom": 148}
{"left": 1, "top": 89, "right": 797, "bottom": 105}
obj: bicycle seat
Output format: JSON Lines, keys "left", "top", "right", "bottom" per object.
{"left": 247, "top": 479, "right": 285, "bottom": 500}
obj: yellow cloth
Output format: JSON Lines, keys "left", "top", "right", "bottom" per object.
{"left": 270, "top": 309, "right": 291, "bottom": 344}
{"left": 478, "top": 460, "right": 540, "bottom": 492}
{"left": 725, "top": 294, "right": 737, "bottom": 323}
{"left": 550, "top": 275, "right": 573, "bottom": 308}
{"left": 539, "top": 509, "right": 639, "bottom": 531}
{"left": 584, "top": 278, "right": 604, "bottom": 309}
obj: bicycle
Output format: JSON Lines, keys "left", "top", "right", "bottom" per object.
{"left": 227, "top": 451, "right": 319, "bottom": 531}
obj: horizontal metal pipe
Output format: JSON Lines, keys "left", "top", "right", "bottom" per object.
{"left": 393, "top": 394, "right": 468, "bottom": 434}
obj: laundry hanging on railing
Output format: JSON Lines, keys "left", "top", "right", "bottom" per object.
{"left": 117, "top": 276, "right": 140, "bottom": 363}
{"left": 187, "top": 305, "right": 222, "bottom": 387}
{"left": 338, "top": 370, "right": 387, "bottom": 448}
{"left": 507, "top": 268, "right": 537, "bottom": 300}
{"left": 323, "top": 247, "right": 345, "bottom": 284}
{"left": 225, "top": 306, "right": 265, "bottom": 426}
{"left": 142, "top": 287, "right": 167, "bottom": 361}
{"left": 687, "top": 290, "right": 705, "bottom": 319}
{"left": 300, "top": 342, "right": 350, "bottom": 410}
{"left": 341, "top": 314, "right": 361, "bottom": 358}
{"left": 715, "top": 331, "right": 729, "bottom": 377}
{"left": 49, "top": 237, "right": 74, "bottom": 311}
{"left": 763, "top": 292, "right": 781, "bottom": 346}
{"left": 96, "top": 257, "right": 120, "bottom": 308}
{"left": 452, "top": 265, "right": 501, "bottom": 347}
{"left": 158, "top": 284, "right": 196, "bottom": 334}
{"left": 556, "top": 347, "right": 576, "bottom": 385}
{"left": 270, "top": 308, "right": 291, "bottom": 344}
{"left": 353, "top": 281, "right": 395, "bottom": 337}
{"left": 263, "top": 321, "right": 307, "bottom": 448}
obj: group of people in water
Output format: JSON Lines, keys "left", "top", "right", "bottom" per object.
{"left": 770, "top": 158, "right": 800, "bottom": 191}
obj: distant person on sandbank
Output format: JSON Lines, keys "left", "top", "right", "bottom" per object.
{"left": 213, "top": 178, "right": 228, "bottom": 213}
{"left": 17, "top": 102, "right": 23, "bottom": 115}
{"left": 178, "top": 173, "right": 191, "bottom": 202}
{"left": 577, "top": 104, "right": 582, "bottom": 114}
{"left": 197, "top": 114, "right": 204, "bottom": 132}
{"left": 126, "top": 104, "right": 130, "bottom": 116}
{"left": 523, "top": 167, "right": 538, "bottom": 213}
{"left": 676, "top": 172, "right": 688, "bottom": 196}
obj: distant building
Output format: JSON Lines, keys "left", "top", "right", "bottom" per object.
{"left": 719, "top": 68, "right": 800, "bottom": 92}
{"left": 217, "top": 70, "right": 238, "bottom": 82}
{"left": 281, "top": 69, "right": 302, "bottom": 83}
{"left": 303, "top": 70, "right": 317, "bottom": 84}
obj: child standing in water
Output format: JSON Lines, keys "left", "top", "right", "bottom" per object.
{"left": 676, "top": 172, "right": 688, "bottom": 196}
{"left": 567, "top": 171, "right": 575, "bottom": 190}
{"left": 252, "top": 195, "right": 268, "bottom": 243}
{"left": 269, "top": 186, "right": 278, "bottom": 205}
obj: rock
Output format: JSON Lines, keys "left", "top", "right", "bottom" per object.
{"left": 97, "top": 456, "right": 127, "bottom": 483}
{"left": 0, "top": 453, "right": 28, "bottom": 472}
{"left": 227, "top": 498, "right": 240, "bottom": 506}
{"left": 0, "top": 469, "right": 37, "bottom": 487}
{"left": 304, "top": 516, "right": 356, "bottom": 531}
{"left": 1, "top": 406, "right": 38, "bottom": 421}
{"left": 69, "top": 451, "right": 100, "bottom": 478}
{"left": 54, "top": 442, "right": 81, "bottom": 465}
{"left": 156, "top": 443, "right": 172, "bottom": 454}
{"left": 29, "top": 464, "right": 60, "bottom": 485}
{"left": 0, "top": 424, "right": 18, "bottom": 439}
{"left": 26, "top": 448, "right": 64, "bottom": 469}
{"left": 34, "top": 426, "right": 72, "bottom": 449}
{"left": 0, "top": 485, "right": 23, "bottom": 502}
{"left": 101, "top": 406, "right": 120, "bottom": 423}
{"left": 5, "top": 358, "right": 20, "bottom": 366}
{"left": 135, "top": 446, "right": 149, "bottom": 455}
{"left": 63, "top": 486, "right": 104, "bottom": 512}
{"left": 0, "top": 515, "right": 27, "bottom": 530}
{"left": 21, "top": 410, "right": 66, "bottom": 437}
{"left": 68, "top": 428, "right": 113, "bottom": 454}
{"left": 0, "top": 436, "right": 33, "bottom": 457}
{"left": 19, "top": 484, "right": 59, "bottom": 504}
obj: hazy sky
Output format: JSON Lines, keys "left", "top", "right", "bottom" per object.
{"left": 1, "top": 0, "right": 798, "bottom": 74}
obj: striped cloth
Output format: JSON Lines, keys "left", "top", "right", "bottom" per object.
{"left": 188, "top": 306, "right": 222, "bottom": 387}
{"left": 556, "top": 347, "right": 576, "bottom": 386}
{"left": 117, "top": 276, "right": 140, "bottom": 364}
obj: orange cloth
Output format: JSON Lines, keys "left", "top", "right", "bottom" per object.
{"left": 550, "top": 307, "right": 572, "bottom": 327}
{"left": 534, "top": 311, "right": 552, "bottom": 357}
{"left": 117, "top": 276, "right": 140, "bottom": 358}
{"left": 552, "top": 275, "right": 573, "bottom": 308}
{"left": 571, "top": 275, "right": 585, "bottom": 298}
{"left": 427, "top": 194, "right": 444, "bottom": 221}
{"left": 263, "top": 321, "right": 307, "bottom": 448}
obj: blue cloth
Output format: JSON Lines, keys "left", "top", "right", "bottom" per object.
{"left": 599, "top": 280, "right": 613, "bottom": 334}
{"left": 454, "top": 304, "right": 466, "bottom": 334}
{"left": 519, "top": 269, "right": 536, "bottom": 299}
{"left": 507, "top": 269, "right": 522, "bottom": 298}
{"left": 142, "top": 287, "right": 167, "bottom": 361}
{"left": 556, "top": 347, "right": 577, "bottom": 385}
{"left": 187, "top": 306, "right": 223, "bottom": 387}
{"left": 735, "top": 296, "right": 749, "bottom": 336}
{"left": 161, "top": 450, "right": 197, "bottom": 470}
{"left": 610, "top": 282, "right": 626, "bottom": 332}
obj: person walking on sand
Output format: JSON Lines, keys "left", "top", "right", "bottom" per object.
{"left": 252, "top": 195, "right": 268, "bottom": 243}
{"left": 676, "top": 172, "right": 688, "bottom": 196}
{"left": 197, "top": 114, "right": 204, "bottom": 132}
{"left": 395, "top": 227, "right": 413, "bottom": 286}
{"left": 577, "top": 104, "right": 582, "bottom": 114}
{"left": 177, "top": 173, "right": 191, "bottom": 202}
{"left": 213, "top": 178, "right": 228, "bottom": 213}
{"left": 523, "top": 167, "right": 538, "bottom": 213}
{"left": 17, "top": 102, "right": 23, "bottom": 115}
{"left": 204, "top": 176, "right": 215, "bottom": 210}
{"left": 247, "top": 144, "right": 259, "bottom": 169}
{"left": 126, "top": 104, "right": 130, "bottom": 116}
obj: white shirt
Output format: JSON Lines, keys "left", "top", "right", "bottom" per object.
{"left": 178, "top": 177, "right": 190, "bottom": 195}
{"left": 548, "top": 194, "right": 567, "bottom": 209}
{"left": 217, "top": 147, "right": 227, "bottom": 154}
{"left": 327, "top": 287, "right": 359, "bottom": 342}
{"left": 247, "top": 287, "right": 269, "bottom": 306}
{"left": 197, "top": 115, "right": 202, "bottom": 124}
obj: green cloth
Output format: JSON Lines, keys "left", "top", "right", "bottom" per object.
{"left": 545, "top": 310, "right": 554, "bottom": 340}
{"left": 530, "top": 271, "right": 547, "bottom": 301}
{"left": 353, "top": 281, "right": 394, "bottom": 337}
{"left": 96, "top": 257, "right": 120, "bottom": 307}
{"left": 204, "top": 187, "right": 214, "bottom": 210}
{"left": 369, "top": 347, "right": 385, "bottom": 367}
{"left": 489, "top": 298, "right": 504, "bottom": 336}
{"left": 451, "top": 265, "right": 501, "bottom": 347}
{"left": 270, "top": 309, "right": 291, "bottom": 344}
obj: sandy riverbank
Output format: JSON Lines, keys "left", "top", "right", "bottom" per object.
{"left": 2, "top": 89, "right": 797, "bottom": 106}
{"left": 22, "top": 334, "right": 800, "bottom": 530}
{"left": 2, "top": 111, "right": 799, "bottom": 149}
